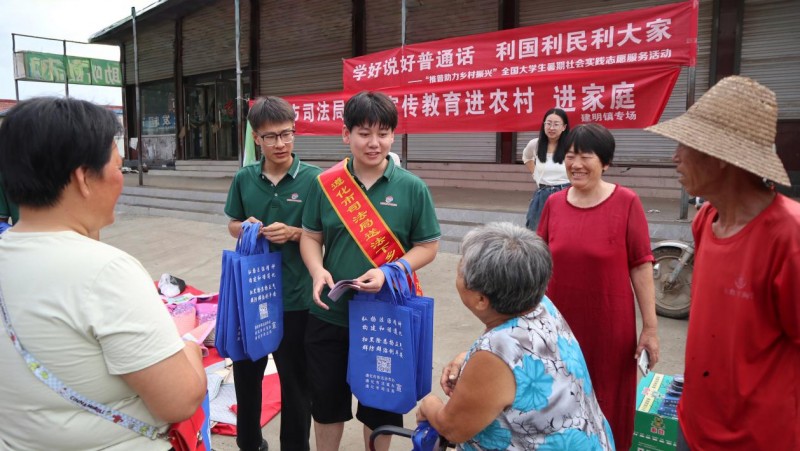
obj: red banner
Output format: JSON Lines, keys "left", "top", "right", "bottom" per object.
{"left": 283, "top": 65, "right": 680, "bottom": 135}
{"left": 343, "top": 1, "right": 697, "bottom": 91}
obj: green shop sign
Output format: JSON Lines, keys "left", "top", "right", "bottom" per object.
{"left": 14, "top": 51, "right": 122, "bottom": 87}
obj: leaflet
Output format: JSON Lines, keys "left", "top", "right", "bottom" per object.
{"left": 328, "top": 279, "right": 359, "bottom": 302}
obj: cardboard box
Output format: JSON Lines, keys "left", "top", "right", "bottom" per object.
{"left": 630, "top": 372, "right": 680, "bottom": 451}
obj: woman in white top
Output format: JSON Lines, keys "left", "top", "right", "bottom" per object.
{"left": 522, "top": 108, "right": 571, "bottom": 230}
{"left": 0, "top": 97, "right": 206, "bottom": 450}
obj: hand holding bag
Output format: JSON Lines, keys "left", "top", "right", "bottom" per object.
{"left": 235, "top": 222, "right": 284, "bottom": 361}
{"left": 348, "top": 265, "right": 420, "bottom": 414}
{"left": 216, "top": 221, "right": 284, "bottom": 361}
{"left": 169, "top": 395, "right": 211, "bottom": 451}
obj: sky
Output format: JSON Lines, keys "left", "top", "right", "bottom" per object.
{"left": 0, "top": 0, "right": 155, "bottom": 105}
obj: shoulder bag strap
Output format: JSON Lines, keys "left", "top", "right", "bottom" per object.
{"left": 0, "top": 285, "right": 166, "bottom": 441}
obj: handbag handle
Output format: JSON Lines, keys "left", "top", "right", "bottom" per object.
{"left": 384, "top": 260, "right": 415, "bottom": 302}
{"left": 235, "top": 222, "right": 255, "bottom": 254}
{"left": 237, "top": 222, "right": 271, "bottom": 256}
{"left": 376, "top": 264, "right": 404, "bottom": 305}
{"left": 251, "top": 222, "right": 270, "bottom": 255}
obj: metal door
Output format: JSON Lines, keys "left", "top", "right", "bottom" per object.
{"left": 214, "top": 80, "right": 238, "bottom": 160}
{"left": 185, "top": 84, "right": 216, "bottom": 159}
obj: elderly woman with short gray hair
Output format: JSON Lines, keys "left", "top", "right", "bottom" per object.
{"left": 416, "top": 222, "right": 614, "bottom": 450}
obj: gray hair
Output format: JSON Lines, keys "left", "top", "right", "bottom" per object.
{"left": 460, "top": 222, "right": 552, "bottom": 315}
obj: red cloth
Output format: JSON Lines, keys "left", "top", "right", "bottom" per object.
{"left": 182, "top": 285, "right": 207, "bottom": 296}
{"left": 538, "top": 185, "right": 654, "bottom": 450}
{"left": 678, "top": 195, "right": 800, "bottom": 450}
{"left": 204, "top": 348, "right": 282, "bottom": 436}
{"left": 210, "top": 373, "right": 282, "bottom": 436}
{"left": 203, "top": 347, "right": 225, "bottom": 368}
{"left": 203, "top": 333, "right": 282, "bottom": 436}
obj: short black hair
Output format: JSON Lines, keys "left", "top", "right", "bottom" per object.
{"left": 247, "top": 96, "right": 295, "bottom": 130}
{"left": 564, "top": 123, "right": 615, "bottom": 166}
{"left": 343, "top": 91, "right": 398, "bottom": 131}
{"left": 0, "top": 97, "right": 120, "bottom": 207}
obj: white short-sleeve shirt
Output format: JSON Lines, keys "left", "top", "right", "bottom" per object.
{"left": 522, "top": 138, "right": 570, "bottom": 186}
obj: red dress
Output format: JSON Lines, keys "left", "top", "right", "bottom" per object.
{"left": 537, "top": 185, "right": 654, "bottom": 450}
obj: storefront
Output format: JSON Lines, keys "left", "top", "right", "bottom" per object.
{"left": 90, "top": 0, "right": 798, "bottom": 188}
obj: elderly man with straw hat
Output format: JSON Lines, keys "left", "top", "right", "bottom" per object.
{"left": 646, "top": 75, "right": 799, "bottom": 450}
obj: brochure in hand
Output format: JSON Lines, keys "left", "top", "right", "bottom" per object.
{"left": 328, "top": 279, "right": 358, "bottom": 302}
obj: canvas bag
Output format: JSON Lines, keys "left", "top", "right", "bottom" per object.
{"left": 235, "top": 222, "right": 283, "bottom": 361}
{"left": 215, "top": 222, "right": 283, "bottom": 361}
{"left": 351, "top": 261, "right": 434, "bottom": 401}
{"left": 215, "top": 249, "right": 248, "bottom": 361}
{"left": 393, "top": 259, "right": 435, "bottom": 399}
{"left": 169, "top": 395, "right": 211, "bottom": 451}
{"left": 348, "top": 265, "right": 420, "bottom": 414}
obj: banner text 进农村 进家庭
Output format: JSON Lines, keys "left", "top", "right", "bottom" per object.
{"left": 282, "top": 65, "right": 681, "bottom": 135}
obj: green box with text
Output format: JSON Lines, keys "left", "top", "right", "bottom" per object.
{"left": 630, "top": 372, "right": 679, "bottom": 451}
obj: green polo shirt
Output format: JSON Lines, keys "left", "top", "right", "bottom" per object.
{"left": 225, "top": 154, "right": 321, "bottom": 311}
{"left": 0, "top": 175, "right": 19, "bottom": 224}
{"left": 302, "top": 157, "right": 441, "bottom": 327}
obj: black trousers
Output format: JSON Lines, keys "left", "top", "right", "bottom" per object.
{"left": 233, "top": 310, "right": 312, "bottom": 451}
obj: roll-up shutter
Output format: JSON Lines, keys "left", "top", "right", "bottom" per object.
{"left": 257, "top": 0, "right": 353, "bottom": 160}
{"left": 365, "top": 0, "right": 402, "bottom": 54}
{"left": 259, "top": 0, "right": 351, "bottom": 96}
{"left": 124, "top": 21, "right": 175, "bottom": 84}
{"left": 293, "top": 133, "right": 497, "bottom": 163}
{"left": 405, "top": 133, "right": 497, "bottom": 162}
{"left": 518, "top": 0, "right": 713, "bottom": 166}
{"left": 366, "top": 0, "right": 499, "bottom": 162}
{"left": 183, "top": 0, "right": 250, "bottom": 77}
{"left": 740, "top": 0, "right": 800, "bottom": 119}
{"left": 293, "top": 135, "right": 350, "bottom": 161}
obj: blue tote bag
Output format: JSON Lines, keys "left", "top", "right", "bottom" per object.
{"left": 213, "top": 253, "right": 228, "bottom": 355}
{"left": 216, "top": 222, "right": 283, "bottom": 361}
{"left": 394, "top": 259, "right": 435, "bottom": 399}
{"left": 215, "top": 249, "right": 248, "bottom": 361}
{"left": 236, "top": 224, "right": 284, "bottom": 361}
{"left": 348, "top": 265, "right": 419, "bottom": 414}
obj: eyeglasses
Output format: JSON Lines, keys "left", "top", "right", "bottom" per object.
{"left": 544, "top": 122, "right": 564, "bottom": 129}
{"left": 259, "top": 130, "right": 295, "bottom": 146}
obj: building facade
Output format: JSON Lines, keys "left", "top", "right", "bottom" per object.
{"left": 90, "top": 0, "right": 799, "bottom": 191}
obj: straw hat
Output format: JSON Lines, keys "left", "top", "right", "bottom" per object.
{"left": 645, "top": 75, "right": 790, "bottom": 186}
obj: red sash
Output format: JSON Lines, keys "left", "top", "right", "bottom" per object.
{"left": 318, "top": 158, "right": 423, "bottom": 293}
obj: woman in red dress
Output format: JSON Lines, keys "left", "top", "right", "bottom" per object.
{"left": 537, "top": 123, "right": 660, "bottom": 450}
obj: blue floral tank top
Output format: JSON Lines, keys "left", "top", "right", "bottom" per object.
{"left": 459, "top": 296, "right": 615, "bottom": 450}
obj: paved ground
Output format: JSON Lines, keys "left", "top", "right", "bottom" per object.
{"left": 102, "top": 212, "right": 688, "bottom": 451}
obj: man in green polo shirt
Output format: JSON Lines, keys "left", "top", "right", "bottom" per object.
{"left": 300, "top": 91, "right": 441, "bottom": 451}
{"left": 224, "top": 96, "right": 321, "bottom": 451}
